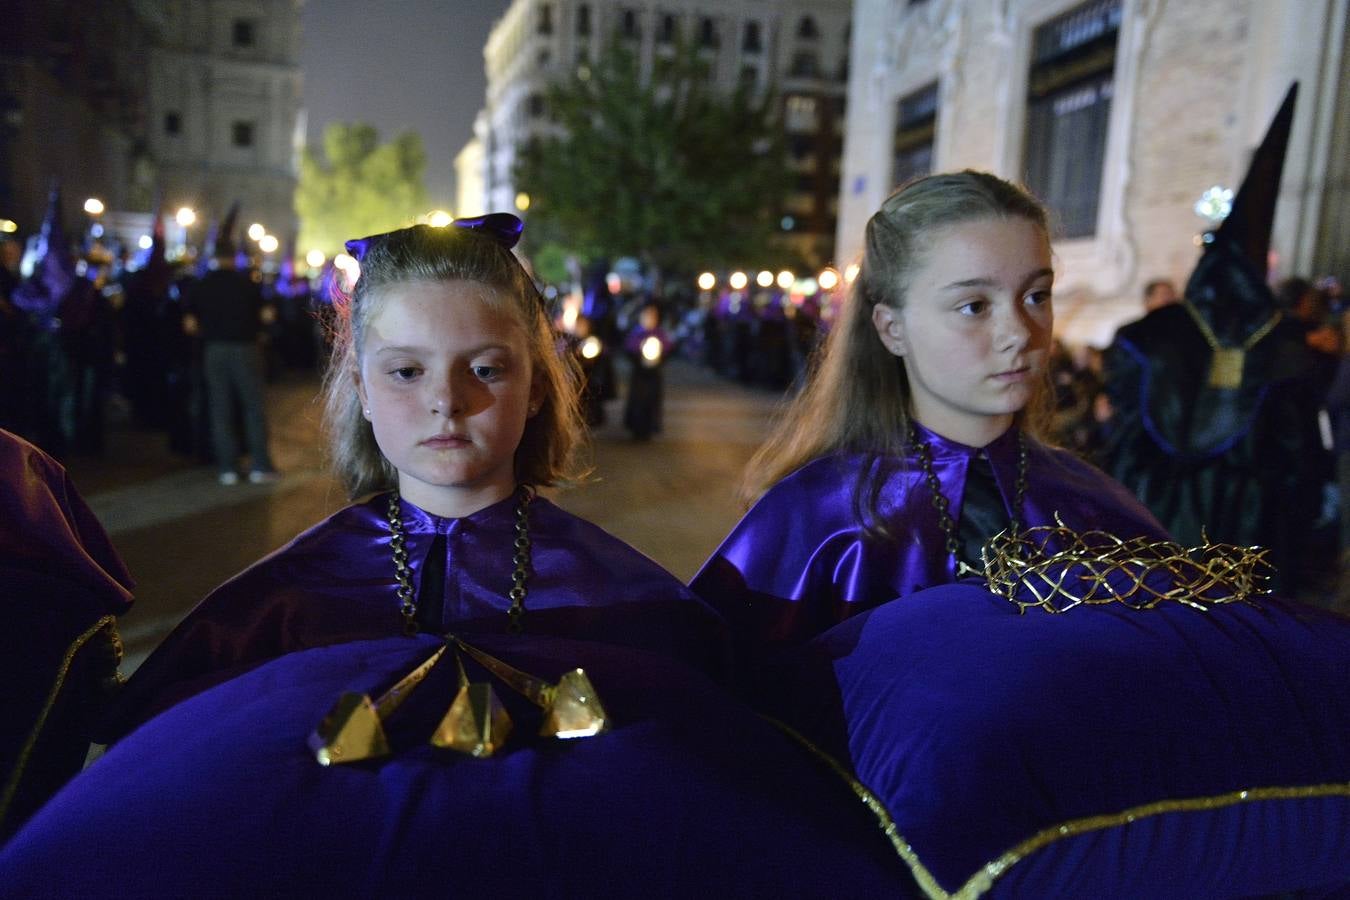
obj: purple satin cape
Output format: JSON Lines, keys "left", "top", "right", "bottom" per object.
{"left": 0, "top": 633, "right": 914, "bottom": 896}
{"left": 0, "top": 428, "right": 134, "bottom": 613}
{"left": 691, "top": 424, "right": 1168, "bottom": 647}
{"left": 103, "top": 491, "right": 727, "bottom": 741}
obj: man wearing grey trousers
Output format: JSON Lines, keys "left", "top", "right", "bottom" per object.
{"left": 183, "top": 248, "right": 280, "bottom": 485}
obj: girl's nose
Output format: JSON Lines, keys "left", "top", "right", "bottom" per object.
{"left": 997, "top": 301, "right": 1032, "bottom": 351}
{"left": 430, "top": 375, "right": 460, "bottom": 416}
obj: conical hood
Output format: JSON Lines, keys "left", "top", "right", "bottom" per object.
{"left": 1184, "top": 82, "right": 1298, "bottom": 344}
{"left": 1215, "top": 82, "right": 1297, "bottom": 283}
{"left": 145, "top": 194, "right": 172, "bottom": 295}
{"left": 213, "top": 200, "right": 240, "bottom": 259}
{"left": 12, "top": 180, "right": 77, "bottom": 319}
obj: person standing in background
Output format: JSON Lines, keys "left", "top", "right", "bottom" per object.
{"left": 183, "top": 242, "right": 280, "bottom": 485}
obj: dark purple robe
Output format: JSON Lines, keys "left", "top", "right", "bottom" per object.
{"left": 104, "top": 491, "right": 727, "bottom": 740}
{"left": 691, "top": 423, "right": 1169, "bottom": 647}
{"left": 2, "top": 428, "right": 133, "bottom": 836}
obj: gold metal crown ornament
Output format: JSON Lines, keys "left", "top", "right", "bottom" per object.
{"left": 980, "top": 515, "right": 1273, "bottom": 614}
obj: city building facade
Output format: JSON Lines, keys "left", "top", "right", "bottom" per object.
{"left": 0, "top": 0, "right": 162, "bottom": 237}
{"left": 466, "top": 0, "right": 852, "bottom": 267}
{"left": 145, "top": 0, "right": 304, "bottom": 250}
{"left": 838, "top": 0, "right": 1349, "bottom": 346}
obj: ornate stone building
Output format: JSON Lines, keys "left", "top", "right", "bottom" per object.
{"left": 461, "top": 0, "right": 852, "bottom": 267}
{"left": 838, "top": 0, "right": 1349, "bottom": 345}
{"left": 0, "top": 0, "right": 301, "bottom": 250}
{"left": 145, "top": 0, "right": 303, "bottom": 245}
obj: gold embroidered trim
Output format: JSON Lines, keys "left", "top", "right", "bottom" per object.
{"left": 953, "top": 782, "right": 1350, "bottom": 900}
{"left": 982, "top": 516, "right": 1272, "bottom": 614}
{"left": 763, "top": 714, "right": 1349, "bottom": 899}
{"left": 761, "top": 715, "right": 949, "bottom": 898}
{"left": 0, "top": 615, "right": 121, "bottom": 832}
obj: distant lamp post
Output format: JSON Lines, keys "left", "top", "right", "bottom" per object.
{"left": 258, "top": 234, "right": 279, "bottom": 254}
{"left": 1194, "top": 185, "right": 1234, "bottom": 224}
{"left": 843, "top": 262, "right": 860, "bottom": 284}
{"left": 776, "top": 270, "right": 794, "bottom": 290}
{"left": 729, "top": 271, "right": 748, "bottom": 291}
{"left": 247, "top": 223, "right": 266, "bottom": 241}
{"left": 756, "top": 270, "right": 774, "bottom": 288}
{"left": 306, "top": 249, "right": 326, "bottom": 268}
{"left": 0, "top": 219, "right": 17, "bottom": 233}
{"left": 175, "top": 207, "right": 196, "bottom": 228}
{"left": 83, "top": 198, "right": 105, "bottom": 216}
{"left": 697, "top": 272, "right": 716, "bottom": 291}
{"left": 515, "top": 192, "right": 531, "bottom": 212}
{"left": 581, "top": 336, "right": 602, "bottom": 360}
{"left": 137, "top": 235, "right": 154, "bottom": 250}
{"left": 427, "top": 209, "right": 453, "bottom": 227}
{"left": 818, "top": 268, "right": 839, "bottom": 291}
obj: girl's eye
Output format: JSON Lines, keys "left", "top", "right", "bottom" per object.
{"left": 1026, "top": 289, "right": 1053, "bottom": 307}
{"left": 390, "top": 366, "right": 420, "bottom": 381}
{"left": 958, "top": 299, "right": 988, "bottom": 316}
{"left": 471, "top": 365, "right": 502, "bottom": 381}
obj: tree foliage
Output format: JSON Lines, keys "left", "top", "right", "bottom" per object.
{"left": 295, "top": 123, "right": 428, "bottom": 256}
{"left": 515, "top": 41, "right": 791, "bottom": 278}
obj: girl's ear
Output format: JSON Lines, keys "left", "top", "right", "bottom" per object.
{"left": 871, "top": 303, "right": 908, "bottom": 357}
{"left": 527, "top": 373, "right": 545, "bottom": 418}
{"left": 352, "top": 367, "right": 371, "bottom": 419}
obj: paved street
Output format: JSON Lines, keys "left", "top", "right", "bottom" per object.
{"left": 63, "top": 360, "right": 783, "bottom": 672}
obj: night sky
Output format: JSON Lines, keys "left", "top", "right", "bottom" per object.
{"left": 301, "top": 0, "right": 514, "bottom": 209}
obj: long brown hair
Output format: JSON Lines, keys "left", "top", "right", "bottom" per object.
{"left": 741, "top": 170, "right": 1053, "bottom": 536}
{"left": 321, "top": 224, "right": 586, "bottom": 500}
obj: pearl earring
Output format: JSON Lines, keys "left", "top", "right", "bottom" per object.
{"left": 363, "top": 408, "right": 372, "bottom": 417}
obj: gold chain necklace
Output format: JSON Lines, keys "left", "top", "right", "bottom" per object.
{"left": 910, "top": 426, "right": 1028, "bottom": 577}
{"left": 310, "top": 487, "right": 610, "bottom": 765}
{"left": 1179, "top": 300, "right": 1282, "bottom": 389}
{"left": 387, "top": 487, "right": 533, "bottom": 636}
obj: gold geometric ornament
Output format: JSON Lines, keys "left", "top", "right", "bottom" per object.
{"left": 309, "top": 644, "right": 447, "bottom": 765}
{"left": 429, "top": 651, "right": 513, "bottom": 757}
{"left": 454, "top": 639, "right": 610, "bottom": 740}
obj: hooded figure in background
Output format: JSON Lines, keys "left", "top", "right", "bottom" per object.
{"left": 11, "top": 183, "right": 82, "bottom": 457}
{"left": 1102, "top": 84, "right": 1323, "bottom": 593}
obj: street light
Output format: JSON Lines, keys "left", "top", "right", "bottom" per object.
{"left": 756, "top": 270, "right": 774, "bottom": 288}
{"left": 247, "top": 223, "right": 266, "bottom": 241}
{"left": 843, "top": 262, "right": 860, "bottom": 284}
{"left": 729, "top": 271, "right": 748, "bottom": 290}
{"left": 258, "top": 234, "right": 279, "bottom": 253}
{"left": 175, "top": 207, "right": 196, "bottom": 227}
{"left": 306, "top": 249, "right": 326, "bottom": 268}
{"left": 515, "top": 192, "right": 531, "bottom": 212}
{"left": 697, "top": 272, "right": 716, "bottom": 291}
{"left": 776, "top": 270, "right": 794, "bottom": 290}
{"left": 427, "top": 209, "right": 453, "bottom": 227}
{"left": 818, "top": 268, "right": 839, "bottom": 291}
{"left": 138, "top": 235, "right": 154, "bottom": 250}
{"left": 83, "top": 198, "right": 105, "bottom": 215}
{"left": 0, "top": 219, "right": 18, "bottom": 233}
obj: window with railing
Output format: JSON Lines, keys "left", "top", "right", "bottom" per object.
{"left": 1023, "top": 0, "right": 1121, "bottom": 238}
{"left": 893, "top": 82, "right": 938, "bottom": 187}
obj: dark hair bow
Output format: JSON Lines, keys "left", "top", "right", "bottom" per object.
{"left": 343, "top": 213, "right": 524, "bottom": 262}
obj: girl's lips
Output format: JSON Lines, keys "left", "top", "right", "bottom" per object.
{"left": 991, "top": 367, "right": 1031, "bottom": 382}
{"left": 421, "top": 435, "right": 470, "bottom": 448}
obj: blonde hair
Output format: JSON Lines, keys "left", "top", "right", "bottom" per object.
{"left": 742, "top": 170, "right": 1053, "bottom": 534}
{"left": 321, "top": 224, "right": 586, "bottom": 499}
